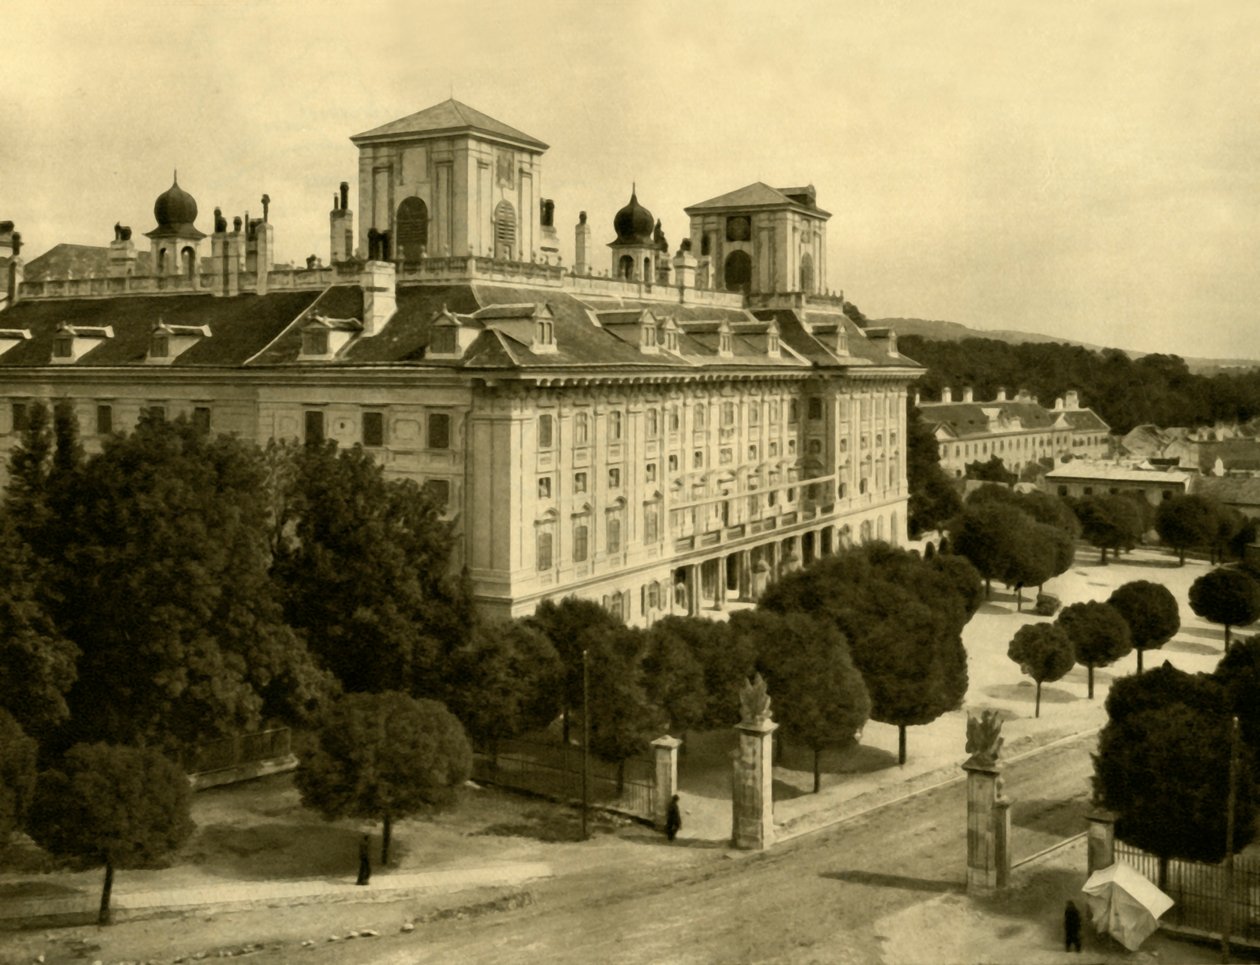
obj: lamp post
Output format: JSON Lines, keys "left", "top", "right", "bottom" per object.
{"left": 582, "top": 647, "right": 590, "bottom": 842}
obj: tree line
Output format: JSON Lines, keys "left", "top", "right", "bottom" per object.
{"left": 0, "top": 402, "right": 986, "bottom": 922}
{"left": 900, "top": 334, "right": 1260, "bottom": 434}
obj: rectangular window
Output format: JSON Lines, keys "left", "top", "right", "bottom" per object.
{"left": 645, "top": 463, "right": 657, "bottom": 483}
{"left": 607, "top": 516, "right": 622, "bottom": 554}
{"left": 53, "top": 337, "right": 73, "bottom": 359}
{"left": 11, "top": 402, "right": 27, "bottom": 434}
{"left": 428, "top": 412, "right": 450, "bottom": 449}
{"left": 145, "top": 404, "right": 166, "bottom": 422}
{"left": 192, "top": 406, "right": 212, "bottom": 434}
{"left": 809, "top": 397, "right": 823, "bottom": 420}
{"left": 424, "top": 479, "right": 451, "bottom": 510}
{"left": 573, "top": 522, "right": 589, "bottom": 562}
{"left": 574, "top": 471, "right": 587, "bottom": 494}
{"left": 608, "top": 467, "right": 621, "bottom": 489}
{"left": 748, "top": 445, "right": 758, "bottom": 461}
{"left": 362, "top": 411, "right": 385, "bottom": 447}
{"left": 538, "top": 414, "right": 554, "bottom": 449}
{"left": 538, "top": 477, "right": 552, "bottom": 499}
{"left": 304, "top": 409, "right": 324, "bottom": 443}
{"left": 536, "top": 531, "right": 553, "bottom": 571}
{"left": 646, "top": 409, "right": 659, "bottom": 438}
{"left": 722, "top": 402, "right": 735, "bottom": 428}
{"left": 96, "top": 404, "right": 113, "bottom": 435}
{"left": 644, "top": 503, "right": 660, "bottom": 543}
{"left": 720, "top": 448, "right": 733, "bottom": 465}
{"left": 693, "top": 450, "right": 704, "bottom": 469}
{"left": 609, "top": 411, "right": 623, "bottom": 441}
{"left": 668, "top": 454, "right": 679, "bottom": 472}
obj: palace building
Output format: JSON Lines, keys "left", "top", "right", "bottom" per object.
{"left": 0, "top": 98, "right": 922, "bottom": 625}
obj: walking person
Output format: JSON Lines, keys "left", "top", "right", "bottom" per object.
{"left": 356, "top": 833, "right": 372, "bottom": 886}
{"left": 665, "top": 794, "right": 682, "bottom": 843}
{"left": 1063, "top": 899, "right": 1082, "bottom": 952}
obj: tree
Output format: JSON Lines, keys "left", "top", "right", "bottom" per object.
{"left": 442, "top": 620, "right": 562, "bottom": 757}
{"left": 1094, "top": 703, "right": 1255, "bottom": 889}
{"left": 1056, "top": 601, "right": 1132, "bottom": 699}
{"left": 0, "top": 710, "right": 37, "bottom": 848}
{"left": 1156, "top": 494, "right": 1219, "bottom": 565}
{"left": 0, "top": 516, "right": 77, "bottom": 737}
{"left": 905, "top": 403, "right": 962, "bottom": 537}
{"left": 26, "top": 743, "right": 194, "bottom": 924}
{"left": 296, "top": 691, "right": 471, "bottom": 865}
{"left": 1105, "top": 660, "right": 1222, "bottom": 725}
{"left": 736, "top": 610, "right": 870, "bottom": 792}
{"left": 950, "top": 502, "right": 1035, "bottom": 598}
{"left": 642, "top": 615, "right": 755, "bottom": 730}
{"left": 641, "top": 620, "right": 709, "bottom": 738}
{"left": 1213, "top": 636, "right": 1260, "bottom": 762}
{"left": 1007, "top": 623, "right": 1074, "bottom": 717}
{"left": 965, "top": 455, "right": 1016, "bottom": 485}
{"left": 527, "top": 597, "right": 626, "bottom": 743}
{"left": 585, "top": 626, "right": 667, "bottom": 791}
{"left": 46, "top": 417, "right": 334, "bottom": 751}
{"left": 759, "top": 544, "right": 969, "bottom": 765}
{"left": 929, "top": 553, "right": 985, "bottom": 619}
{"left": 1107, "top": 581, "right": 1180, "bottom": 672}
{"left": 1002, "top": 522, "right": 1061, "bottom": 611}
{"left": 1074, "top": 495, "right": 1143, "bottom": 564}
{"left": 272, "top": 441, "right": 466, "bottom": 698}
{"left": 1189, "top": 567, "right": 1260, "bottom": 650}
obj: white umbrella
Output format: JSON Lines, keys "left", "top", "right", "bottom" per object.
{"left": 1082, "top": 860, "right": 1175, "bottom": 951}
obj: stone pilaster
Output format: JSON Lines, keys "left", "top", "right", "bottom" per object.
{"left": 731, "top": 717, "right": 777, "bottom": 850}
{"left": 651, "top": 735, "right": 682, "bottom": 831}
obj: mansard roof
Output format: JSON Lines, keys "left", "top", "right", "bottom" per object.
{"left": 0, "top": 280, "right": 923, "bottom": 379}
{"left": 0, "top": 289, "right": 355, "bottom": 367}
{"left": 351, "top": 98, "right": 548, "bottom": 151}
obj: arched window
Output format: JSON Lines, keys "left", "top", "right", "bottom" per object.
{"left": 799, "top": 251, "right": 814, "bottom": 293}
{"left": 723, "top": 250, "right": 752, "bottom": 292}
{"left": 396, "top": 197, "right": 429, "bottom": 261}
{"left": 494, "top": 200, "right": 517, "bottom": 260}
{"left": 157, "top": 248, "right": 168, "bottom": 274}
{"left": 181, "top": 246, "right": 196, "bottom": 279}
{"left": 618, "top": 255, "right": 635, "bottom": 280}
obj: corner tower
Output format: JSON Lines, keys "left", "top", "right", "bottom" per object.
{"left": 349, "top": 99, "right": 548, "bottom": 263}
{"left": 684, "top": 183, "right": 830, "bottom": 295}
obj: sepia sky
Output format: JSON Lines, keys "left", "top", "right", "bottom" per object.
{"left": 3, "top": 0, "right": 1258, "bottom": 360}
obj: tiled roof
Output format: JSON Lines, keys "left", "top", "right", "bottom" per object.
{"left": 23, "top": 244, "right": 158, "bottom": 282}
{"left": 1045, "top": 464, "right": 1192, "bottom": 484}
{"left": 1061, "top": 409, "right": 1109, "bottom": 431}
{"left": 0, "top": 289, "right": 340, "bottom": 367}
{"left": 0, "top": 281, "right": 924, "bottom": 379}
{"left": 351, "top": 99, "right": 548, "bottom": 150}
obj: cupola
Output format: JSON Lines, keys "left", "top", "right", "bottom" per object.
{"left": 612, "top": 187, "right": 655, "bottom": 245}
{"left": 153, "top": 175, "right": 200, "bottom": 231}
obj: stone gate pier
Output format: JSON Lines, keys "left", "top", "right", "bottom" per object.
{"left": 731, "top": 673, "right": 776, "bottom": 850}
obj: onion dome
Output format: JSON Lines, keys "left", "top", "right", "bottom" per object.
{"left": 613, "top": 186, "right": 655, "bottom": 245}
{"left": 153, "top": 174, "right": 199, "bottom": 229}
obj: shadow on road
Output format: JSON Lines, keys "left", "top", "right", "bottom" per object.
{"left": 1165, "top": 637, "right": 1223, "bottom": 656}
{"left": 984, "top": 683, "right": 1077, "bottom": 705}
{"left": 819, "top": 869, "right": 963, "bottom": 894}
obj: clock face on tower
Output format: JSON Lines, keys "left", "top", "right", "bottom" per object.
{"left": 726, "top": 215, "right": 751, "bottom": 242}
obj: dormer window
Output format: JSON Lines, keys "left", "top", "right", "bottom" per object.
{"left": 0, "top": 329, "right": 32, "bottom": 358}
{"left": 303, "top": 329, "right": 329, "bottom": 356}
{"left": 147, "top": 321, "right": 211, "bottom": 364}
{"left": 429, "top": 326, "right": 457, "bottom": 354}
{"left": 150, "top": 334, "right": 170, "bottom": 358}
{"left": 535, "top": 315, "right": 554, "bottom": 347}
{"left": 300, "top": 314, "right": 361, "bottom": 361}
{"left": 52, "top": 322, "right": 113, "bottom": 364}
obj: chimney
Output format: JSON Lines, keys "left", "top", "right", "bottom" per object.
{"left": 1016, "top": 387, "right": 1030, "bottom": 402}
{"left": 941, "top": 387, "right": 953, "bottom": 403}
{"left": 913, "top": 389, "right": 921, "bottom": 407}
{"left": 1065, "top": 390, "right": 1080, "bottom": 409}
{"left": 108, "top": 237, "right": 138, "bottom": 277}
{"left": 1054, "top": 397, "right": 1064, "bottom": 410}
{"left": 211, "top": 218, "right": 240, "bottom": 297}
{"left": 6, "top": 253, "right": 23, "bottom": 306}
{"left": 996, "top": 387, "right": 1007, "bottom": 402}
{"left": 962, "top": 387, "right": 974, "bottom": 403}
{"left": 330, "top": 182, "right": 354, "bottom": 263}
{"left": 575, "top": 211, "right": 591, "bottom": 276}
{"left": 361, "top": 260, "right": 396, "bottom": 336}
{"left": 672, "top": 240, "right": 696, "bottom": 291}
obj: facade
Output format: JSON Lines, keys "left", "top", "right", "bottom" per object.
{"left": 918, "top": 387, "right": 1110, "bottom": 479}
{"left": 1042, "top": 463, "right": 1193, "bottom": 506}
{"left": 0, "top": 98, "right": 921, "bottom": 626}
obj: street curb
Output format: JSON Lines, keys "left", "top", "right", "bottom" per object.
{"left": 772, "top": 725, "right": 1103, "bottom": 847}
